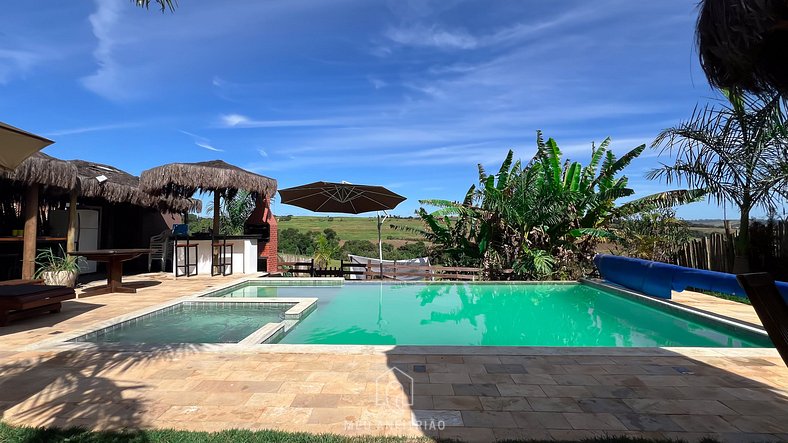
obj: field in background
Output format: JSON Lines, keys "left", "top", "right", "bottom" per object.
{"left": 276, "top": 216, "right": 732, "bottom": 246}
{"left": 276, "top": 216, "right": 426, "bottom": 247}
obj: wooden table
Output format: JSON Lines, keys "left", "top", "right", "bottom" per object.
{"left": 68, "top": 249, "right": 151, "bottom": 295}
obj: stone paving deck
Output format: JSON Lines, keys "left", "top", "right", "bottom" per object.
{"left": 0, "top": 276, "right": 786, "bottom": 442}
{"left": 671, "top": 290, "right": 762, "bottom": 329}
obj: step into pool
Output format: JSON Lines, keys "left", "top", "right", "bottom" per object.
{"left": 205, "top": 282, "right": 772, "bottom": 348}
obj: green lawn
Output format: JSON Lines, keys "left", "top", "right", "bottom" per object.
{"left": 277, "top": 216, "right": 425, "bottom": 245}
{"left": 0, "top": 424, "right": 421, "bottom": 443}
{"left": 0, "top": 423, "right": 718, "bottom": 443}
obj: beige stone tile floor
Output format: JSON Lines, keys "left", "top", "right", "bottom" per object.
{"left": 671, "top": 290, "right": 763, "bottom": 329}
{"left": 0, "top": 276, "right": 786, "bottom": 442}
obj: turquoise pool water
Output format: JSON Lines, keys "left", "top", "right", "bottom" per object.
{"left": 75, "top": 303, "right": 289, "bottom": 344}
{"left": 214, "top": 282, "right": 771, "bottom": 347}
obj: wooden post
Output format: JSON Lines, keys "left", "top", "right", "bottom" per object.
{"left": 212, "top": 191, "right": 221, "bottom": 236}
{"left": 66, "top": 189, "right": 78, "bottom": 253}
{"left": 21, "top": 185, "right": 39, "bottom": 280}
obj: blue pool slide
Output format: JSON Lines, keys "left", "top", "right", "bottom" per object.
{"left": 593, "top": 254, "right": 788, "bottom": 303}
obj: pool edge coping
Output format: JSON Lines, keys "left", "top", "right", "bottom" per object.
{"left": 580, "top": 278, "right": 769, "bottom": 343}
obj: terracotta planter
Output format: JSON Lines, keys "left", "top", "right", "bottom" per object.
{"left": 42, "top": 270, "right": 79, "bottom": 288}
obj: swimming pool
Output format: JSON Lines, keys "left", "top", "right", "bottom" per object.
{"left": 68, "top": 299, "right": 317, "bottom": 345}
{"left": 206, "top": 281, "right": 771, "bottom": 348}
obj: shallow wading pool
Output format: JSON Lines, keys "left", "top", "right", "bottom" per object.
{"left": 200, "top": 281, "right": 772, "bottom": 348}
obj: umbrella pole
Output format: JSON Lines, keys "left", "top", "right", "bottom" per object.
{"left": 377, "top": 212, "right": 382, "bottom": 279}
{"left": 377, "top": 211, "right": 389, "bottom": 280}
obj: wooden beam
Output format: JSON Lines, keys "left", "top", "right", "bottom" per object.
{"left": 66, "top": 189, "right": 78, "bottom": 253}
{"left": 21, "top": 185, "right": 39, "bottom": 280}
{"left": 212, "top": 191, "right": 221, "bottom": 236}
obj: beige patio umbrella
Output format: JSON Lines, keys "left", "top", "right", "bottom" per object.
{"left": 139, "top": 160, "right": 276, "bottom": 235}
{"left": 0, "top": 121, "right": 54, "bottom": 171}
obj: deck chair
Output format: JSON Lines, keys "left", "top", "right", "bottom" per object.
{"left": 736, "top": 273, "right": 788, "bottom": 366}
{"left": 0, "top": 279, "right": 44, "bottom": 286}
{"left": 148, "top": 230, "right": 172, "bottom": 272}
{"left": 0, "top": 283, "right": 76, "bottom": 326}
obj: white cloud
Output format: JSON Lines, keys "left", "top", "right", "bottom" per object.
{"left": 180, "top": 130, "right": 224, "bottom": 152}
{"left": 218, "top": 113, "right": 349, "bottom": 128}
{"left": 368, "top": 76, "right": 387, "bottom": 89}
{"left": 257, "top": 148, "right": 268, "bottom": 157}
{"left": 45, "top": 122, "right": 142, "bottom": 136}
{"left": 195, "top": 142, "right": 223, "bottom": 152}
{"left": 80, "top": 0, "right": 135, "bottom": 101}
{"left": 382, "top": 3, "right": 614, "bottom": 53}
{"left": 220, "top": 114, "right": 250, "bottom": 127}
{"left": 0, "top": 48, "right": 41, "bottom": 84}
{"left": 385, "top": 25, "right": 478, "bottom": 50}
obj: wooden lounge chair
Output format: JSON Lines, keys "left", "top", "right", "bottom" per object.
{"left": 0, "top": 279, "right": 44, "bottom": 286}
{"left": 736, "top": 273, "right": 788, "bottom": 366}
{"left": 0, "top": 283, "right": 76, "bottom": 326}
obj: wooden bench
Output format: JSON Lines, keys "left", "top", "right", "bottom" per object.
{"left": 0, "top": 282, "right": 76, "bottom": 326}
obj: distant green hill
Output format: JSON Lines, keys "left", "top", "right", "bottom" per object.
{"left": 276, "top": 215, "right": 425, "bottom": 246}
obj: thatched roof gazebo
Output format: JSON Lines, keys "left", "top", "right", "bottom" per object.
{"left": 0, "top": 153, "right": 79, "bottom": 279}
{"left": 0, "top": 152, "right": 78, "bottom": 191}
{"left": 72, "top": 160, "right": 201, "bottom": 214}
{"left": 1, "top": 155, "right": 205, "bottom": 279}
{"left": 697, "top": 1, "right": 788, "bottom": 94}
{"left": 139, "top": 160, "right": 277, "bottom": 235}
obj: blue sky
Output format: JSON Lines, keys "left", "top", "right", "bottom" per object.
{"left": 0, "top": 1, "right": 751, "bottom": 219}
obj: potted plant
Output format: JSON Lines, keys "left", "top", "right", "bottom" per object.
{"left": 34, "top": 246, "right": 82, "bottom": 288}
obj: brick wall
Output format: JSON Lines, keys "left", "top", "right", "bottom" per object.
{"left": 247, "top": 195, "right": 278, "bottom": 273}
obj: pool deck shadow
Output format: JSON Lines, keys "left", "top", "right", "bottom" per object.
{"left": 381, "top": 347, "right": 788, "bottom": 442}
{"left": 0, "top": 301, "right": 104, "bottom": 339}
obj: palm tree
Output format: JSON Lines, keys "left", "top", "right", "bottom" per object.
{"left": 206, "top": 190, "right": 256, "bottom": 236}
{"left": 313, "top": 233, "right": 340, "bottom": 269}
{"left": 649, "top": 91, "right": 788, "bottom": 272}
{"left": 696, "top": 1, "right": 788, "bottom": 95}
{"left": 133, "top": 0, "right": 176, "bottom": 12}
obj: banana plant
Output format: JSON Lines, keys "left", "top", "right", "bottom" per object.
{"left": 411, "top": 132, "right": 703, "bottom": 280}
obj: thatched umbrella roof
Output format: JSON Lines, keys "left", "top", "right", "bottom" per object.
{"left": 139, "top": 160, "right": 277, "bottom": 198}
{"left": 697, "top": 0, "right": 788, "bottom": 94}
{"left": 72, "top": 160, "right": 201, "bottom": 213}
{"left": 0, "top": 152, "right": 78, "bottom": 190}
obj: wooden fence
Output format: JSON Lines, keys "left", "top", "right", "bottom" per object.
{"left": 674, "top": 232, "right": 736, "bottom": 273}
{"left": 671, "top": 221, "right": 788, "bottom": 279}
{"left": 277, "top": 259, "right": 481, "bottom": 281}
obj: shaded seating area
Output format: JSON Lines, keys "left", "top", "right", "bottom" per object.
{"left": 1, "top": 155, "right": 200, "bottom": 283}
{"left": 140, "top": 160, "right": 278, "bottom": 278}
{"left": 0, "top": 280, "right": 76, "bottom": 326}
